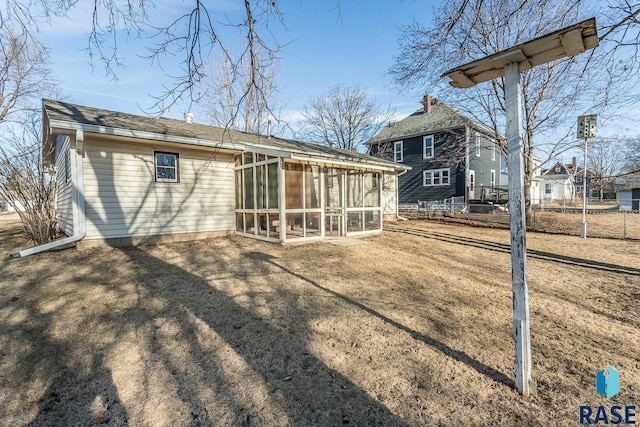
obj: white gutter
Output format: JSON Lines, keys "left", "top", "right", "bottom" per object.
{"left": 10, "top": 129, "right": 86, "bottom": 258}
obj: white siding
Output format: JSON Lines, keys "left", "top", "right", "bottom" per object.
{"left": 55, "top": 136, "right": 74, "bottom": 236}
{"left": 82, "top": 137, "right": 235, "bottom": 240}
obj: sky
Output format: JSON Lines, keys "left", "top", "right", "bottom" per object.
{"left": 33, "top": 0, "right": 639, "bottom": 165}
{"left": 40, "top": 0, "right": 437, "bottom": 132}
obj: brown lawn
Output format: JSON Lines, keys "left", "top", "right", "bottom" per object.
{"left": 0, "top": 213, "right": 638, "bottom": 426}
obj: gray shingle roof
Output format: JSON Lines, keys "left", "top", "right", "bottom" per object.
{"left": 368, "top": 101, "right": 497, "bottom": 144}
{"left": 43, "top": 99, "right": 407, "bottom": 170}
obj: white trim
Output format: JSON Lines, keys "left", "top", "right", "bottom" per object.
{"left": 475, "top": 135, "right": 481, "bottom": 157}
{"left": 423, "top": 134, "right": 434, "bottom": 159}
{"left": 423, "top": 168, "right": 450, "bottom": 186}
{"left": 393, "top": 141, "right": 403, "bottom": 163}
{"left": 491, "top": 139, "right": 496, "bottom": 161}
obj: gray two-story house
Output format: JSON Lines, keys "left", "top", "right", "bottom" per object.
{"left": 368, "top": 96, "right": 502, "bottom": 205}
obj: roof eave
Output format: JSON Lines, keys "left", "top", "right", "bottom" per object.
{"left": 47, "top": 119, "right": 244, "bottom": 153}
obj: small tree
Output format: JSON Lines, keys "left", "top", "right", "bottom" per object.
{"left": 0, "top": 115, "right": 58, "bottom": 244}
{"left": 623, "top": 137, "right": 640, "bottom": 173}
{"left": 300, "top": 85, "right": 394, "bottom": 152}
{"left": 588, "top": 139, "right": 622, "bottom": 201}
{"left": 0, "top": 26, "right": 60, "bottom": 244}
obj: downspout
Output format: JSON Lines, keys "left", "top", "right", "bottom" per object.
{"left": 10, "top": 129, "right": 86, "bottom": 258}
{"left": 395, "top": 169, "right": 409, "bottom": 221}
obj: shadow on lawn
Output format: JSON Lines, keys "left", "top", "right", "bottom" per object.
{"left": 245, "top": 251, "right": 516, "bottom": 390}
{"left": 0, "top": 252, "right": 130, "bottom": 425}
{"left": 122, "top": 247, "right": 407, "bottom": 426}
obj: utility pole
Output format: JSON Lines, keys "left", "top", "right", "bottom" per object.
{"left": 578, "top": 115, "right": 597, "bottom": 238}
{"left": 442, "top": 18, "right": 598, "bottom": 396}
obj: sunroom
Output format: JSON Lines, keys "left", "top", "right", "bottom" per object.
{"left": 234, "top": 148, "right": 397, "bottom": 243}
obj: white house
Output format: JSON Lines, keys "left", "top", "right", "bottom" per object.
{"left": 13, "top": 100, "right": 410, "bottom": 257}
{"left": 537, "top": 160, "right": 577, "bottom": 204}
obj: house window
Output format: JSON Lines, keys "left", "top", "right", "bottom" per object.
{"left": 490, "top": 169, "right": 496, "bottom": 187}
{"left": 155, "top": 151, "right": 179, "bottom": 183}
{"left": 545, "top": 183, "right": 552, "bottom": 195}
{"left": 475, "top": 135, "right": 481, "bottom": 157}
{"left": 423, "top": 168, "right": 450, "bottom": 186}
{"left": 423, "top": 135, "right": 434, "bottom": 159}
{"left": 393, "top": 141, "right": 403, "bottom": 162}
{"left": 372, "top": 172, "right": 379, "bottom": 189}
{"left": 491, "top": 139, "right": 496, "bottom": 161}
{"left": 554, "top": 166, "right": 561, "bottom": 173}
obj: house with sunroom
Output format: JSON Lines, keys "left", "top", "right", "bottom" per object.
{"left": 367, "top": 96, "right": 502, "bottom": 206}
{"left": 12, "top": 100, "right": 410, "bottom": 256}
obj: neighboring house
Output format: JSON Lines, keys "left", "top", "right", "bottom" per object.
{"left": 538, "top": 160, "right": 576, "bottom": 203}
{"left": 37, "top": 99, "right": 409, "bottom": 250}
{"left": 367, "top": 96, "right": 502, "bottom": 205}
{"left": 617, "top": 174, "right": 640, "bottom": 211}
{"left": 538, "top": 157, "right": 598, "bottom": 204}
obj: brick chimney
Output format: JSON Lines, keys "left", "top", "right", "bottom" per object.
{"left": 572, "top": 156, "right": 577, "bottom": 172}
{"left": 422, "top": 94, "right": 432, "bottom": 114}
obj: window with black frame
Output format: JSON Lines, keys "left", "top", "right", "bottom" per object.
{"left": 154, "top": 152, "right": 179, "bottom": 183}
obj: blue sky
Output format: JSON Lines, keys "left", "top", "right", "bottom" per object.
{"left": 41, "top": 1, "right": 437, "bottom": 129}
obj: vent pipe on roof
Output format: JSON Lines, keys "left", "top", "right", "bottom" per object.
{"left": 267, "top": 119, "right": 272, "bottom": 139}
{"left": 329, "top": 141, "right": 337, "bottom": 148}
{"left": 184, "top": 112, "right": 194, "bottom": 123}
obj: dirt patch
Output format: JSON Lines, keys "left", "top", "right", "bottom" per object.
{"left": 1, "top": 215, "right": 638, "bottom": 425}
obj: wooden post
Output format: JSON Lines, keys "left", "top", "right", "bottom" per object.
{"left": 505, "top": 61, "right": 534, "bottom": 396}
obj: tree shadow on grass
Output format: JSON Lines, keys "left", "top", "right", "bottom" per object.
{"left": 122, "top": 247, "right": 408, "bottom": 426}
{"left": 244, "top": 251, "right": 516, "bottom": 390}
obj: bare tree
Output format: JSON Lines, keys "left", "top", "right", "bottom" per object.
{"left": 199, "top": 45, "right": 282, "bottom": 135}
{"left": 0, "top": 113, "right": 58, "bottom": 244}
{"left": 0, "top": 1, "right": 286, "bottom": 118}
{"left": 0, "top": 24, "right": 60, "bottom": 243}
{"left": 587, "top": 139, "right": 622, "bottom": 201}
{"left": 391, "top": 0, "right": 640, "bottom": 211}
{"left": 622, "top": 137, "right": 640, "bottom": 173}
{"left": 300, "top": 85, "right": 394, "bottom": 152}
{"left": 0, "top": 27, "right": 57, "bottom": 123}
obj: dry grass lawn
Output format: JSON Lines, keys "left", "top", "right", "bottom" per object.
{"left": 1, "top": 213, "right": 638, "bottom": 426}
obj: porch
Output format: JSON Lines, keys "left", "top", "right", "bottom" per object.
{"left": 233, "top": 151, "right": 386, "bottom": 243}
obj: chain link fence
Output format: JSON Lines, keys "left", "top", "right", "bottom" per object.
{"left": 400, "top": 203, "right": 640, "bottom": 240}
